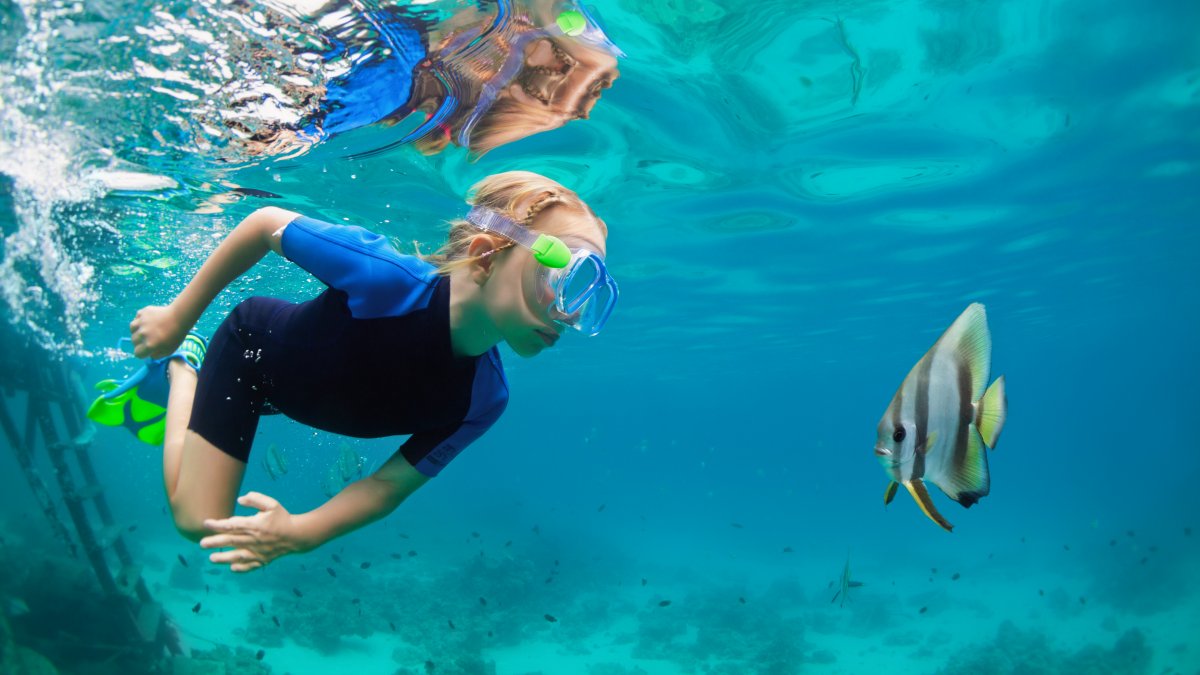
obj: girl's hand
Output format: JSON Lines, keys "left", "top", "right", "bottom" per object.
{"left": 129, "top": 304, "right": 188, "bottom": 359}
{"left": 200, "top": 492, "right": 306, "bottom": 573}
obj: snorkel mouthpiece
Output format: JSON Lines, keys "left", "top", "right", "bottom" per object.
{"left": 533, "top": 234, "right": 571, "bottom": 268}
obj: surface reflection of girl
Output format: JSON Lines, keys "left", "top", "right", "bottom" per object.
{"left": 243, "top": 0, "right": 621, "bottom": 159}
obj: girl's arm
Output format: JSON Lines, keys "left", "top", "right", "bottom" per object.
{"left": 291, "top": 455, "right": 430, "bottom": 549}
{"left": 132, "top": 206, "right": 299, "bottom": 359}
{"left": 172, "top": 206, "right": 298, "bottom": 330}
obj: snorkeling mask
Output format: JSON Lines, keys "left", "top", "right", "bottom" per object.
{"left": 467, "top": 205, "right": 617, "bottom": 337}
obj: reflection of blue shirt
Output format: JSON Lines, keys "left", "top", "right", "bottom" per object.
{"left": 268, "top": 216, "right": 508, "bottom": 477}
{"left": 310, "top": 14, "right": 427, "bottom": 138}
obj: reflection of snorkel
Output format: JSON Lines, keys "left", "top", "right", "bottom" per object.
{"left": 457, "top": 3, "right": 623, "bottom": 148}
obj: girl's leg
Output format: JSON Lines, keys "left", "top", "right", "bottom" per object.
{"left": 163, "top": 359, "right": 247, "bottom": 541}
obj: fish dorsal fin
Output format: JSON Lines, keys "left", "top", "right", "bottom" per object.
{"left": 932, "top": 425, "right": 991, "bottom": 508}
{"left": 904, "top": 479, "right": 954, "bottom": 532}
{"left": 948, "top": 303, "right": 991, "bottom": 401}
{"left": 884, "top": 481, "right": 899, "bottom": 506}
{"left": 976, "top": 375, "right": 1007, "bottom": 448}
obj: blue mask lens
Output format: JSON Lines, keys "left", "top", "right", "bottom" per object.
{"left": 548, "top": 251, "right": 617, "bottom": 336}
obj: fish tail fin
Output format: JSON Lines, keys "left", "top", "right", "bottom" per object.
{"left": 904, "top": 479, "right": 954, "bottom": 532}
{"left": 884, "top": 481, "right": 899, "bottom": 506}
{"left": 976, "top": 375, "right": 1007, "bottom": 448}
{"left": 938, "top": 426, "right": 991, "bottom": 508}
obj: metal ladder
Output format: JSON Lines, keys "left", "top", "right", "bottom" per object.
{"left": 0, "top": 322, "right": 183, "bottom": 657}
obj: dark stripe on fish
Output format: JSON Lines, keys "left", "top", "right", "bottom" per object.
{"left": 913, "top": 354, "right": 933, "bottom": 480}
{"left": 952, "top": 353, "right": 972, "bottom": 491}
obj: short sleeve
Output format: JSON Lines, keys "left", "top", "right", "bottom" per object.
{"left": 399, "top": 349, "right": 509, "bottom": 477}
{"left": 280, "top": 215, "right": 439, "bottom": 319}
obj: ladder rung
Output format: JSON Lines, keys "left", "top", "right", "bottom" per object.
{"left": 116, "top": 563, "right": 143, "bottom": 595}
{"left": 93, "top": 524, "right": 125, "bottom": 551}
{"left": 67, "top": 483, "right": 104, "bottom": 502}
{"left": 134, "top": 601, "right": 163, "bottom": 643}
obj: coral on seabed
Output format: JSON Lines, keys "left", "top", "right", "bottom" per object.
{"left": 937, "top": 620, "right": 1152, "bottom": 675}
{"left": 168, "top": 645, "right": 272, "bottom": 675}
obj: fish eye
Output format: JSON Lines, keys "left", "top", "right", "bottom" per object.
{"left": 893, "top": 427, "right": 906, "bottom": 443}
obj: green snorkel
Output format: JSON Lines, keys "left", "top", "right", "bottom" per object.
{"left": 556, "top": 10, "right": 587, "bottom": 37}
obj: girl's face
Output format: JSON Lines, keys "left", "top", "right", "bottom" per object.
{"left": 483, "top": 207, "right": 606, "bottom": 357}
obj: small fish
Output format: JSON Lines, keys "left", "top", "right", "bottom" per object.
{"left": 256, "top": 649, "right": 265, "bottom": 661}
{"left": 544, "top": 576, "right": 554, "bottom": 584}
{"left": 360, "top": 562, "right": 371, "bottom": 570}
{"left": 1079, "top": 596, "right": 1087, "bottom": 605}
{"left": 471, "top": 531, "right": 481, "bottom": 538}
{"left": 658, "top": 600, "right": 671, "bottom": 607}
{"left": 272, "top": 616, "right": 281, "bottom": 627}
{"left": 192, "top": 602, "right": 201, "bottom": 614}
{"left": 919, "top": 606, "right": 928, "bottom": 614}
{"left": 1110, "top": 539, "right": 1117, "bottom": 546}
{"left": 488, "top": 630, "right": 494, "bottom": 637}
{"left": 425, "top": 661, "right": 436, "bottom": 674}
{"left": 177, "top": 554, "right": 188, "bottom": 567}
{"left": 332, "top": 554, "right": 342, "bottom": 563}
{"left": 1063, "top": 544, "right": 1070, "bottom": 551}
{"left": 399, "top": 533, "right": 410, "bottom": 539}
{"left": 1038, "top": 589, "right": 1044, "bottom": 596}
{"left": 951, "top": 573, "right": 960, "bottom": 581}
{"left": 1186, "top": 527, "right": 1192, "bottom": 536}
{"left": 875, "top": 303, "right": 1007, "bottom": 532}
{"left": 504, "top": 540, "right": 512, "bottom": 547}
{"left": 229, "top": 186, "right": 283, "bottom": 199}
{"left": 1127, "top": 530, "right": 1135, "bottom": 537}
{"left": 479, "top": 597, "right": 487, "bottom": 606}
{"left": 831, "top": 555, "right": 864, "bottom": 608}
{"left": 392, "top": 553, "right": 403, "bottom": 559}
{"left": 730, "top": 522, "right": 744, "bottom": 529}
{"left": 292, "top": 587, "right": 303, "bottom": 598}
{"left": 597, "top": 504, "right": 606, "bottom": 512}
{"left": 544, "top": 614, "right": 557, "bottom": 622}
{"left": 532, "top": 525, "right": 540, "bottom": 534}
{"left": 127, "top": 525, "right": 138, "bottom": 532}
{"left": 408, "top": 550, "right": 418, "bottom": 557}
{"left": 205, "top": 584, "right": 209, "bottom": 594}
{"left": 738, "top": 597, "right": 746, "bottom": 604}
{"left": 352, "top": 598, "right": 361, "bottom": 604}
{"left": 259, "top": 603, "right": 265, "bottom": 614}
{"left": 641, "top": 578, "right": 648, "bottom": 586}
{"left": 448, "top": 619, "right": 456, "bottom": 630}
{"left": 389, "top": 621, "right": 397, "bottom": 631}
{"left": 931, "top": 568, "right": 938, "bottom": 574}
{"left": 326, "top": 567, "right": 337, "bottom": 578}
{"left": 782, "top": 547, "right": 794, "bottom": 553}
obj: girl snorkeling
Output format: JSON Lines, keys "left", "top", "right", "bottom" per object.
{"left": 87, "top": 171, "right": 616, "bottom": 572}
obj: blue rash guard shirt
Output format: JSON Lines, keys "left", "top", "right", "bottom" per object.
{"left": 187, "top": 215, "right": 509, "bottom": 477}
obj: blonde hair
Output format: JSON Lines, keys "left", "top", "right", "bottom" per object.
{"left": 422, "top": 171, "right": 607, "bottom": 275}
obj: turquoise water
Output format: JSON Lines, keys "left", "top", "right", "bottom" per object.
{"left": 2, "top": 0, "right": 1198, "bottom": 673}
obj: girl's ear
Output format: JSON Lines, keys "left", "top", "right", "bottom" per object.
{"left": 466, "top": 234, "right": 506, "bottom": 284}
